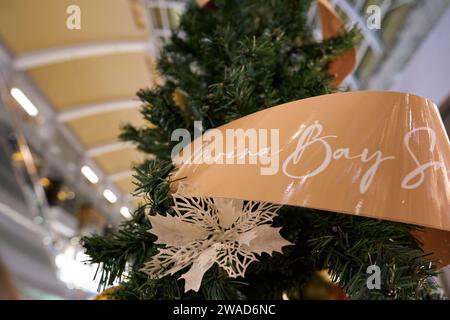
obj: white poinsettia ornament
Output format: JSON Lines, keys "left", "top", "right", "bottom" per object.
{"left": 141, "top": 184, "right": 292, "bottom": 292}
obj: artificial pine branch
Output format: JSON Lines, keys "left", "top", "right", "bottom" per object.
{"left": 83, "top": 0, "right": 439, "bottom": 300}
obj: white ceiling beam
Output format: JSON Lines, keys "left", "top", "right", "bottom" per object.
{"left": 154, "top": 29, "right": 172, "bottom": 37}
{"left": 147, "top": 0, "right": 186, "bottom": 10}
{"left": 109, "top": 170, "right": 135, "bottom": 182}
{"left": 13, "top": 40, "right": 156, "bottom": 70}
{"left": 86, "top": 141, "right": 135, "bottom": 157}
{"left": 158, "top": 0, "right": 173, "bottom": 41}
{"left": 57, "top": 99, "right": 141, "bottom": 122}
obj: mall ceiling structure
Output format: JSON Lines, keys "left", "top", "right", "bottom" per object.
{"left": 0, "top": 0, "right": 448, "bottom": 223}
{"left": 0, "top": 0, "right": 187, "bottom": 222}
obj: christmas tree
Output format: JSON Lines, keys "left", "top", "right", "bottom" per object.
{"left": 83, "top": 0, "right": 438, "bottom": 300}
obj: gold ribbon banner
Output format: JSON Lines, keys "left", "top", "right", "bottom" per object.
{"left": 173, "top": 91, "right": 450, "bottom": 231}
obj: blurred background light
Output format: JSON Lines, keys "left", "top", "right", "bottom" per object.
{"left": 80, "top": 165, "right": 99, "bottom": 184}
{"left": 103, "top": 189, "right": 117, "bottom": 204}
{"left": 10, "top": 88, "right": 38, "bottom": 117}
{"left": 120, "top": 206, "right": 131, "bottom": 219}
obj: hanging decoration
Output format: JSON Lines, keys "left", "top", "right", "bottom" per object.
{"left": 414, "top": 228, "right": 450, "bottom": 269}
{"left": 317, "top": 0, "right": 357, "bottom": 85}
{"left": 141, "top": 184, "right": 292, "bottom": 292}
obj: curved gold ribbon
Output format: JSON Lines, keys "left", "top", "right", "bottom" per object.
{"left": 173, "top": 91, "right": 450, "bottom": 232}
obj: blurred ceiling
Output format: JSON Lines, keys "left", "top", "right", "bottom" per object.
{"left": 0, "top": 0, "right": 185, "bottom": 211}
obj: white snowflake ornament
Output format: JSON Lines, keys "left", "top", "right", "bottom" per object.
{"left": 141, "top": 184, "right": 293, "bottom": 292}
